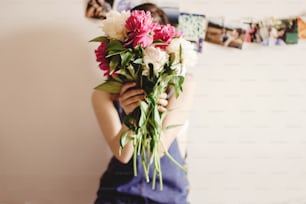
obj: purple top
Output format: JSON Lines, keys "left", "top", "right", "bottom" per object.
{"left": 94, "top": 99, "right": 189, "bottom": 203}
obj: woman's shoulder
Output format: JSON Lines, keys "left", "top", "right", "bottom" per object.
{"left": 183, "top": 73, "right": 196, "bottom": 88}
{"left": 91, "top": 89, "right": 114, "bottom": 107}
{"left": 92, "top": 89, "right": 109, "bottom": 99}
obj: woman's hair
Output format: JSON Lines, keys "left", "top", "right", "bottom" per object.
{"left": 131, "top": 3, "right": 169, "bottom": 25}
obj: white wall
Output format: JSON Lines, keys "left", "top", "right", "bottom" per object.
{"left": 0, "top": 1, "right": 109, "bottom": 203}
{"left": 1, "top": 0, "right": 306, "bottom": 204}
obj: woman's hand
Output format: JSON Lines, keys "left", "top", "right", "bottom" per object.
{"left": 118, "top": 82, "right": 145, "bottom": 114}
{"left": 118, "top": 82, "right": 169, "bottom": 114}
{"left": 157, "top": 92, "right": 168, "bottom": 112}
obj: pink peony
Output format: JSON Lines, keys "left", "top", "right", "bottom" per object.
{"left": 153, "top": 24, "right": 183, "bottom": 49}
{"left": 125, "top": 10, "right": 154, "bottom": 34}
{"left": 125, "top": 10, "right": 155, "bottom": 48}
{"left": 153, "top": 24, "right": 176, "bottom": 48}
{"left": 95, "top": 42, "right": 111, "bottom": 76}
{"left": 127, "top": 31, "right": 154, "bottom": 48}
{"left": 175, "top": 30, "right": 183, "bottom": 38}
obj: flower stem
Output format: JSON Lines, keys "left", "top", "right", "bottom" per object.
{"left": 133, "top": 138, "right": 138, "bottom": 176}
{"left": 152, "top": 166, "right": 157, "bottom": 190}
{"left": 161, "top": 140, "right": 187, "bottom": 173}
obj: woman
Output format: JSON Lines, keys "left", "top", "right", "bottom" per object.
{"left": 92, "top": 3, "right": 195, "bottom": 204}
{"left": 85, "top": 0, "right": 112, "bottom": 19}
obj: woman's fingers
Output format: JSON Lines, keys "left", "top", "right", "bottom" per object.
{"left": 158, "top": 106, "right": 167, "bottom": 112}
{"left": 119, "top": 86, "right": 169, "bottom": 113}
{"left": 120, "top": 89, "right": 144, "bottom": 101}
{"left": 160, "top": 92, "right": 168, "bottom": 99}
{"left": 158, "top": 92, "right": 168, "bottom": 106}
{"left": 157, "top": 98, "right": 168, "bottom": 107}
{"left": 126, "top": 102, "right": 142, "bottom": 112}
{"left": 118, "top": 82, "right": 145, "bottom": 114}
{"left": 157, "top": 92, "right": 168, "bottom": 113}
{"left": 119, "top": 94, "right": 145, "bottom": 107}
{"left": 120, "top": 82, "right": 136, "bottom": 95}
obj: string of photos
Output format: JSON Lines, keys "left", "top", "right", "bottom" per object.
{"left": 85, "top": 0, "right": 306, "bottom": 52}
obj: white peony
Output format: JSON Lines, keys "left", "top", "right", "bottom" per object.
{"left": 102, "top": 10, "right": 130, "bottom": 41}
{"left": 166, "top": 37, "right": 197, "bottom": 75}
{"left": 143, "top": 46, "right": 169, "bottom": 76}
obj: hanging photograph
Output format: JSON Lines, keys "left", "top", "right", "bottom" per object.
{"left": 297, "top": 16, "right": 306, "bottom": 39}
{"left": 85, "top": 0, "right": 114, "bottom": 19}
{"left": 205, "top": 17, "right": 245, "bottom": 49}
{"left": 260, "top": 17, "right": 298, "bottom": 46}
{"left": 151, "top": 0, "right": 179, "bottom": 26}
{"left": 178, "top": 12, "right": 206, "bottom": 53}
{"left": 113, "top": 0, "right": 145, "bottom": 12}
{"left": 113, "top": 0, "right": 179, "bottom": 26}
{"left": 243, "top": 20, "right": 263, "bottom": 43}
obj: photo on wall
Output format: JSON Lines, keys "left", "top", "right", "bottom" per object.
{"left": 242, "top": 17, "right": 299, "bottom": 46}
{"left": 262, "top": 19, "right": 298, "bottom": 46}
{"left": 85, "top": 0, "right": 114, "bottom": 19}
{"left": 281, "top": 18, "right": 298, "bottom": 44}
{"left": 151, "top": 0, "right": 179, "bottom": 26}
{"left": 85, "top": 0, "right": 179, "bottom": 25}
{"left": 113, "top": 0, "right": 145, "bottom": 12}
{"left": 205, "top": 17, "right": 245, "bottom": 49}
{"left": 242, "top": 20, "right": 263, "bottom": 43}
{"left": 297, "top": 16, "right": 306, "bottom": 39}
{"left": 113, "top": 0, "right": 179, "bottom": 26}
{"left": 178, "top": 13, "right": 206, "bottom": 53}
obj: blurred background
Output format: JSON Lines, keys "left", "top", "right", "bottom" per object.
{"left": 1, "top": 0, "right": 306, "bottom": 204}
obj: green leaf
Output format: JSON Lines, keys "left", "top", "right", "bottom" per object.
{"left": 179, "top": 44, "right": 183, "bottom": 64}
{"left": 116, "top": 69, "right": 135, "bottom": 81}
{"left": 133, "top": 58, "right": 143, "bottom": 64}
{"left": 94, "top": 80, "right": 122, "bottom": 94}
{"left": 165, "top": 124, "right": 183, "bottom": 130}
{"left": 171, "top": 76, "right": 184, "bottom": 98}
{"left": 169, "top": 53, "right": 175, "bottom": 65}
{"left": 126, "top": 65, "right": 137, "bottom": 79}
{"left": 89, "top": 36, "right": 108, "bottom": 42}
{"left": 120, "top": 130, "right": 131, "bottom": 148}
{"left": 107, "top": 40, "right": 125, "bottom": 52}
{"left": 121, "top": 51, "right": 134, "bottom": 68}
{"left": 177, "top": 76, "right": 184, "bottom": 90}
{"left": 106, "top": 50, "right": 126, "bottom": 58}
{"left": 153, "top": 105, "right": 161, "bottom": 127}
{"left": 111, "top": 75, "right": 123, "bottom": 83}
{"left": 139, "top": 101, "right": 148, "bottom": 127}
{"left": 147, "top": 94, "right": 156, "bottom": 105}
{"left": 109, "top": 55, "right": 120, "bottom": 72}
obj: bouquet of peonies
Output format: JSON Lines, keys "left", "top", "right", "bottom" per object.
{"left": 91, "top": 10, "right": 196, "bottom": 190}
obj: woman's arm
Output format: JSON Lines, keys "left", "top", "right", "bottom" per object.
{"left": 160, "top": 74, "right": 196, "bottom": 155}
{"left": 91, "top": 90, "right": 135, "bottom": 163}
{"left": 92, "top": 75, "right": 195, "bottom": 163}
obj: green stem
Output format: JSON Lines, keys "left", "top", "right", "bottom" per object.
{"left": 156, "top": 147, "right": 163, "bottom": 191}
{"left": 159, "top": 163, "right": 163, "bottom": 191}
{"left": 142, "top": 157, "right": 149, "bottom": 182}
{"left": 141, "top": 139, "right": 149, "bottom": 182}
{"left": 152, "top": 164, "right": 157, "bottom": 190}
{"left": 137, "top": 132, "right": 142, "bottom": 155}
{"left": 133, "top": 138, "right": 138, "bottom": 176}
{"left": 161, "top": 140, "right": 187, "bottom": 173}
